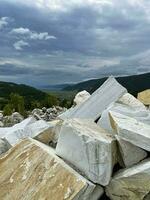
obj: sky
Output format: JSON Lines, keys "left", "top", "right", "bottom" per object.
{"left": 0, "top": 0, "right": 150, "bottom": 87}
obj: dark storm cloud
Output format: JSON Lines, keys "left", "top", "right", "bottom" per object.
{"left": 0, "top": 0, "right": 150, "bottom": 85}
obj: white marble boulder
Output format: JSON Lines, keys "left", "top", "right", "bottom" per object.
{"left": 109, "top": 111, "right": 150, "bottom": 152}
{"left": 0, "top": 138, "right": 11, "bottom": 156}
{"left": 106, "top": 159, "right": 150, "bottom": 200}
{"left": 56, "top": 118, "right": 117, "bottom": 186}
{"left": 0, "top": 138, "right": 103, "bottom": 200}
{"left": 58, "top": 77, "right": 127, "bottom": 121}
{"left": 74, "top": 90, "right": 91, "bottom": 106}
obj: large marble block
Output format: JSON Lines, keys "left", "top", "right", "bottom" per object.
{"left": 56, "top": 119, "right": 117, "bottom": 186}
{"left": 109, "top": 111, "right": 150, "bottom": 152}
{"left": 58, "top": 77, "right": 127, "bottom": 121}
{"left": 106, "top": 159, "right": 150, "bottom": 200}
{"left": 0, "top": 138, "right": 103, "bottom": 200}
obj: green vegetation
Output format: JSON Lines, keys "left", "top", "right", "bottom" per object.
{"left": 0, "top": 81, "right": 76, "bottom": 116}
{"left": 45, "top": 90, "right": 77, "bottom": 108}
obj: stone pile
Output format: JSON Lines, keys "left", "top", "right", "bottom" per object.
{"left": 0, "top": 111, "right": 24, "bottom": 127}
{"left": 32, "top": 106, "right": 67, "bottom": 121}
{"left": 0, "top": 77, "right": 150, "bottom": 200}
{"left": 0, "top": 106, "right": 66, "bottom": 127}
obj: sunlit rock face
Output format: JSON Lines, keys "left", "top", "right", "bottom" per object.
{"left": 109, "top": 111, "right": 150, "bottom": 152}
{"left": 106, "top": 159, "right": 150, "bottom": 200}
{"left": 0, "top": 138, "right": 103, "bottom": 200}
{"left": 56, "top": 118, "right": 117, "bottom": 186}
{"left": 138, "top": 89, "right": 150, "bottom": 106}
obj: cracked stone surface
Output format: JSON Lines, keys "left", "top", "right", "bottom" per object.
{"left": 56, "top": 118, "right": 117, "bottom": 186}
{"left": 106, "top": 159, "right": 150, "bottom": 200}
{"left": 0, "top": 138, "right": 103, "bottom": 200}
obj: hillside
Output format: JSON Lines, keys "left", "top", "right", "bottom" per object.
{"left": 63, "top": 72, "right": 150, "bottom": 96}
{"left": 0, "top": 81, "right": 47, "bottom": 109}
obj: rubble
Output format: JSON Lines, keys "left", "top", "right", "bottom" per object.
{"left": 32, "top": 106, "right": 66, "bottom": 121}
{"left": 0, "top": 77, "right": 149, "bottom": 199}
{"left": 56, "top": 118, "right": 117, "bottom": 186}
{"left": 0, "top": 138, "right": 104, "bottom": 200}
{"left": 106, "top": 159, "right": 150, "bottom": 200}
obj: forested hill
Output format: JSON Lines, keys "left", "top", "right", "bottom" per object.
{"left": 0, "top": 81, "right": 46, "bottom": 100}
{"left": 0, "top": 81, "right": 49, "bottom": 110}
{"left": 63, "top": 72, "right": 150, "bottom": 96}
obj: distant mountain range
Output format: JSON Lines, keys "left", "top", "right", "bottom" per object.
{"left": 39, "top": 84, "right": 73, "bottom": 91}
{"left": 63, "top": 72, "right": 150, "bottom": 97}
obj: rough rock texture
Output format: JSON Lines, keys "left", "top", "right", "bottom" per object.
{"left": 73, "top": 90, "right": 90, "bottom": 105}
{"left": 59, "top": 77, "right": 127, "bottom": 121}
{"left": 116, "top": 135, "right": 147, "bottom": 167}
{"left": 138, "top": 89, "right": 150, "bottom": 106}
{"left": 34, "top": 119, "right": 61, "bottom": 145}
{"left": 117, "top": 93, "right": 146, "bottom": 109}
{"left": 0, "top": 138, "right": 11, "bottom": 156}
{"left": 0, "top": 118, "right": 54, "bottom": 146}
{"left": 97, "top": 103, "right": 150, "bottom": 133}
{"left": 109, "top": 111, "right": 150, "bottom": 152}
{"left": 0, "top": 138, "right": 103, "bottom": 200}
{"left": 106, "top": 159, "right": 150, "bottom": 200}
{"left": 56, "top": 119, "right": 117, "bottom": 186}
{"left": 32, "top": 106, "right": 67, "bottom": 121}
{"left": 97, "top": 104, "right": 148, "bottom": 167}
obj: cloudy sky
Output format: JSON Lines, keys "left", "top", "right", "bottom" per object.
{"left": 0, "top": 0, "right": 150, "bottom": 87}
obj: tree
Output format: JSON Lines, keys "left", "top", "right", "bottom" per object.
{"left": 3, "top": 104, "right": 13, "bottom": 116}
{"left": 42, "top": 94, "right": 58, "bottom": 107}
{"left": 10, "top": 93, "right": 25, "bottom": 115}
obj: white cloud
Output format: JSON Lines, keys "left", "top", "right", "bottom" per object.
{"left": 13, "top": 40, "right": 29, "bottom": 50}
{"left": 11, "top": 27, "right": 57, "bottom": 40}
{"left": 0, "top": 17, "right": 9, "bottom": 29}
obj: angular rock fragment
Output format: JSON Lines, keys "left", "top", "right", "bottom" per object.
{"left": 59, "top": 77, "right": 127, "bottom": 121}
{"left": 74, "top": 90, "right": 91, "bottom": 105}
{"left": 97, "top": 103, "right": 150, "bottom": 133}
{"left": 0, "top": 138, "right": 103, "bottom": 200}
{"left": 106, "top": 159, "right": 150, "bottom": 200}
{"left": 138, "top": 89, "right": 150, "bottom": 106}
{"left": 109, "top": 111, "right": 150, "bottom": 151}
{"left": 0, "top": 138, "right": 11, "bottom": 156}
{"left": 116, "top": 135, "right": 147, "bottom": 167}
{"left": 117, "top": 93, "right": 146, "bottom": 109}
{"left": 97, "top": 104, "right": 148, "bottom": 167}
{"left": 0, "top": 117, "right": 36, "bottom": 138}
{"left": 56, "top": 119, "right": 117, "bottom": 186}
{"left": 2, "top": 119, "right": 54, "bottom": 146}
